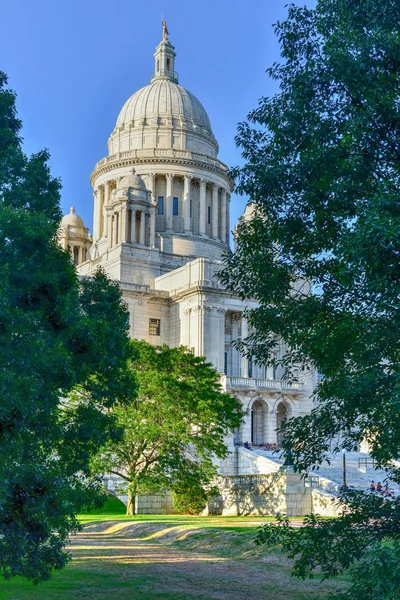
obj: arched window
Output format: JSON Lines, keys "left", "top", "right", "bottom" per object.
{"left": 276, "top": 402, "right": 290, "bottom": 447}
{"left": 251, "top": 399, "right": 268, "bottom": 446}
{"left": 166, "top": 58, "right": 170, "bottom": 71}
{"left": 73, "top": 246, "right": 80, "bottom": 265}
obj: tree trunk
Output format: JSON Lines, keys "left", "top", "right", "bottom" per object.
{"left": 126, "top": 487, "right": 136, "bottom": 515}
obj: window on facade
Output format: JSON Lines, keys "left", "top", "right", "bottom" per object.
{"left": 173, "top": 197, "right": 179, "bottom": 215}
{"left": 149, "top": 318, "right": 161, "bottom": 336}
{"left": 248, "top": 360, "right": 253, "bottom": 378}
{"left": 207, "top": 206, "right": 211, "bottom": 224}
{"left": 167, "top": 58, "right": 170, "bottom": 70}
{"left": 190, "top": 198, "right": 192, "bottom": 218}
{"left": 158, "top": 196, "right": 164, "bottom": 214}
{"left": 224, "top": 352, "right": 228, "bottom": 375}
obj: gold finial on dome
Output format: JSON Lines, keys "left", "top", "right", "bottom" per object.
{"left": 162, "top": 16, "right": 169, "bottom": 41}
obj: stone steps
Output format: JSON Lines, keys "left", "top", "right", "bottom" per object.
{"left": 248, "top": 449, "right": 400, "bottom": 494}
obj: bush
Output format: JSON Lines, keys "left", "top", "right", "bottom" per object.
{"left": 172, "top": 488, "right": 208, "bottom": 515}
{"left": 80, "top": 492, "right": 127, "bottom": 515}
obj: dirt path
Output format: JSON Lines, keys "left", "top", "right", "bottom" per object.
{"left": 0, "top": 521, "right": 347, "bottom": 599}
{"left": 64, "top": 521, "right": 345, "bottom": 600}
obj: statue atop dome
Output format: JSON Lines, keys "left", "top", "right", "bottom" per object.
{"left": 162, "top": 17, "right": 169, "bottom": 41}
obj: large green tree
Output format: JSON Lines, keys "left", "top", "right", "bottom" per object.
{"left": 97, "top": 340, "right": 243, "bottom": 515}
{"left": 0, "top": 72, "right": 135, "bottom": 582}
{"left": 219, "top": 1, "right": 400, "bottom": 597}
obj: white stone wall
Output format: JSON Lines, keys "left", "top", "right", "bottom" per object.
{"left": 208, "top": 472, "right": 313, "bottom": 517}
{"left": 136, "top": 492, "right": 174, "bottom": 515}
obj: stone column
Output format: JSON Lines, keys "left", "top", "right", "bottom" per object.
{"left": 226, "top": 194, "right": 231, "bottom": 245}
{"left": 148, "top": 173, "right": 156, "bottom": 203}
{"left": 104, "top": 180, "right": 111, "bottom": 207}
{"left": 199, "top": 178, "right": 207, "bottom": 236}
{"left": 94, "top": 188, "right": 102, "bottom": 241}
{"left": 202, "top": 306, "right": 226, "bottom": 372}
{"left": 211, "top": 183, "right": 219, "bottom": 239}
{"left": 241, "top": 316, "right": 249, "bottom": 377}
{"left": 120, "top": 205, "right": 127, "bottom": 243}
{"left": 149, "top": 209, "right": 156, "bottom": 247}
{"left": 104, "top": 182, "right": 111, "bottom": 239}
{"left": 113, "top": 213, "right": 118, "bottom": 245}
{"left": 110, "top": 215, "right": 115, "bottom": 247}
{"left": 99, "top": 186, "right": 105, "bottom": 238}
{"left": 267, "top": 409, "right": 278, "bottom": 444}
{"left": 165, "top": 173, "right": 174, "bottom": 232}
{"left": 130, "top": 209, "right": 136, "bottom": 243}
{"left": 139, "top": 211, "right": 146, "bottom": 245}
{"left": 183, "top": 175, "right": 192, "bottom": 234}
{"left": 107, "top": 213, "right": 113, "bottom": 248}
{"left": 220, "top": 189, "right": 227, "bottom": 244}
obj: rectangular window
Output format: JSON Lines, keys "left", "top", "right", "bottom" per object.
{"left": 149, "top": 318, "right": 161, "bottom": 336}
{"left": 248, "top": 360, "right": 253, "bottom": 378}
{"left": 190, "top": 198, "right": 192, "bottom": 218}
{"left": 207, "top": 206, "right": 211, "bottom": 224}
{"left": 158, "top": 196, "right": 164, "bottom": 215}
{"left": 173, "top": 197, "right": 179, "bottom": 215}
{"left": 224, "top": 352, "right": 228, "bottom": 375}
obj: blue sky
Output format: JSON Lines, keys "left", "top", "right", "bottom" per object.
{"left": 1, "top": 0, "right": 309, "bottom": 233}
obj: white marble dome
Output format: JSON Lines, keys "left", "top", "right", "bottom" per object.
{"left": 118, "top": 168, "right": 147, "bottom": 191}
{"left": 108, "top": 39, "right": 218, "bottom": 158}
{"left": 61, "top": 207, "right": 85, "bottom": 229}
{"left": 116, "top": 80, "right": 212, "bottom": 132}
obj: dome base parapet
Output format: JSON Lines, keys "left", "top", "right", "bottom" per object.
{"left": 91, "top": 149, "right": 231, "bottom": 186}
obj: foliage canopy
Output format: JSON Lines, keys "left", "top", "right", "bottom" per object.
{"left": 97, "top": 340, "right": 243, "bottom": 515}
{"left": 0, "top": 72, "right": 134, "bottom": 582}
{"left": 219, "top": 1, "right": 400, "bottom": 597}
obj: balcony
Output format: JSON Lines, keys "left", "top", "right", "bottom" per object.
{"left": 221, "top": 375, "right": 303, "bottom": 393}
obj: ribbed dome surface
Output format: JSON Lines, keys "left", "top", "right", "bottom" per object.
{"left": 116, "top": 80, "right": 212, "bottom": 131}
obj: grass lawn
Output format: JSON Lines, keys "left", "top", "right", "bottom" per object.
{"left": 0, "top": 501, "right": 348, "bottom": 600}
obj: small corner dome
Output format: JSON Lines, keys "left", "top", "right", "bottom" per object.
{"left": 118, "top": 168, "right": 147, "bottom": 191}
{"left": 61, "top": 207, "right": 85, "bottom": 228}
{"left": 239, "top": 203, "right": 256, "bottom": 224}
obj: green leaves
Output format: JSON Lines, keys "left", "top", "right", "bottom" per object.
{"left": 221, "top": 1, "right": 400, "bottom": 597}
{"left": 97, "top": 341, "right": 243, "bottom": 514}
{"left": 220, "top": 0, "right": 400, "bottom": 469}
{"left": 0, "top": 72, "right": 132, "bottom": 581}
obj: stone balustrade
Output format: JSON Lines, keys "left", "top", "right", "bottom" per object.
{"left": 221, "top": 375, "right": 303, "bottom": 392}
{"left": 92, "top": 148, "right": 229, "bottom": 173}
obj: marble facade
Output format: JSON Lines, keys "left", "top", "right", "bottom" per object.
{"left": 58, "top": 28, "right": 315, "bottom": 471}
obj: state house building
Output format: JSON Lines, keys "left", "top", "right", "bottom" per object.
{"left": 59, "top": 26, "right": 314, "bottom": 470}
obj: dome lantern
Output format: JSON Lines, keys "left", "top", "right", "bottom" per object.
{"left": 151, "top": 19, "right": 178, "bottom": 84}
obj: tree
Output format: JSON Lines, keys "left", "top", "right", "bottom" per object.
{"left": 97, "top": 340, "right": 243, "bottom": 515}
{"left": 218, "top": 1, "right": 400, "bottom": 597}
{"left": 0, "top": 72, "right": 135, "bottom": 582}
